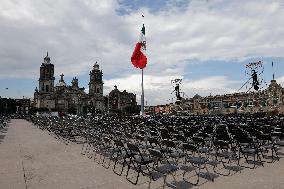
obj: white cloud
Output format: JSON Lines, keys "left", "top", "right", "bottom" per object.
{"left": 276, "top": 76, "right": 284, "bottom": 87}
{"left": 105, "top": 74, "right": 239, "bottom": 105}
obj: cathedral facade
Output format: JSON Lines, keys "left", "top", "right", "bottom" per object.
{"left": 33, "top": 53, "right": 105, "bottom": 114}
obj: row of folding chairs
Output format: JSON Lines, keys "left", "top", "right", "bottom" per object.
{"left": 30, "top": 114, "right": 284, "bottom": 188}
{"left": 81, "top": 127, "right": 283, "bottom": 188}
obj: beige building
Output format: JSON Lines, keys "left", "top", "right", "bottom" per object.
{"left": 145, "top": 79, "right": 284, "bottom": 116}
{"left": 183, "top": 79, "right": 284, "bottom": 115}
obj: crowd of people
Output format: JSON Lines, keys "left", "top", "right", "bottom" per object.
{"left": 28, "top": 114, "right": 284, "bottom": 188}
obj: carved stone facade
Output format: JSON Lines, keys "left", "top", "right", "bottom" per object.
{"left": 108, "top": 85, "right": 136, "bottom": 111}
{"left": 33, "top": 53, "right": 105, "bottom": 113}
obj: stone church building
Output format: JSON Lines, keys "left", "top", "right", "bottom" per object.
{"left": 108, "top": 85, "right": 137, "bottom": 111}
{"left": 33, "top": 53, "right": 105, "bottom": 114}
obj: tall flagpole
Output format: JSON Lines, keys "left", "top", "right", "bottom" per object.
{"left": 141, "top": 68, "right": 144, "bottom": 115}
{"left": 141, "top": 16, "right": 145, "bottom": 116}
{"left": 131, "top": 18, "right": 146, "bottom": 116}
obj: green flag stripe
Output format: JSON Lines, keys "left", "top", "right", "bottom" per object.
{"left": 141, "top": 24, "right": 145, "bottom": 35}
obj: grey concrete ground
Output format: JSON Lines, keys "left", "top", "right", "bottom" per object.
{"left": 0, "top": 119, "right": 284, "bottom": 189}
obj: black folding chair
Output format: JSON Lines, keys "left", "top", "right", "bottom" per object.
{"left": 257, "top": 134, "right": 279, "bottom": 163}
{"left": 148, "top": 148, "right": 180, "bottom": 189}
{"left": 126, "top": 143, "right": 153, "bottom": 185}
{"left": 213, "top": 139, "right": 239, "bottom": 176}
{"left": 112, "top": 140, "right": 133, "bottom": 176}
{"left": 182, "top": 143, "right": 214, "bottom": 186}
{"left": 236, "top": 137, "right": 264, "bottom": 169}
{"left": 163, "top": 139, "right": 185, "bottom": 164}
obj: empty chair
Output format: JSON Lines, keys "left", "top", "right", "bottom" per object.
{"left": 182, "top": 143, "right": 214, "bottom": 186}
{"left": 213, "top": 139, "right": 239, "bottom": 176}
{"left": 126, "top": 143, "right": 153, "bottom": 185}
{"left": 257, "top": 134, "right": 279, "bottom": 163}
{"left": 112, "top": 139, "right": 133, "bottom": 176}
{"left": 148, "top": 148, "right": 180, "bottom": 189}
{"left": 235, "top": 136, "right": 264, "bottom": 169}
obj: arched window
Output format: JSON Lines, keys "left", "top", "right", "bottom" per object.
{"left": 97, "top": 88, "right": 100, "bottom": 93}
{"left": 46, "top": 85, "right": 49, "bottom": 92}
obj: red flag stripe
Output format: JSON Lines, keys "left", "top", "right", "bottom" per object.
{"left": 131, "top": 42, "right": 147, "bottom": 69}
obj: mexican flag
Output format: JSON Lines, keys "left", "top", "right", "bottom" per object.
{"left": 131, "top": 24, "right": 147, "bottom": 69}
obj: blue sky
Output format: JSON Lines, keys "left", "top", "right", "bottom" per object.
{"left": 116, "top": 0, "right": 190, "bottom": 14}
{"left": 0, "top": 0, "right": 284, "bottom": 105}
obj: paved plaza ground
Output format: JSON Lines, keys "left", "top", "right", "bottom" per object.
{"left": 1, "top": 119, "right": 284, "bottom": 189}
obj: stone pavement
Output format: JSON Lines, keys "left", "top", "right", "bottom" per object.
{"left": 0, "top": 119, "right": 284, "bottom": 189}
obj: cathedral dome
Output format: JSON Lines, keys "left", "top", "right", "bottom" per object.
{"left": 56, "top": 74, "right": 67, "bottom": 87}
{"left": 56, "top": 81, "right": 67, "bottom": 87}
{"left": 193, "top": 94, "right": 201, "bottom": 99}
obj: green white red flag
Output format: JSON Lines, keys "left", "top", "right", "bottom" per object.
{"left": 131, "top": 24, "right": 147, "bottom": 69}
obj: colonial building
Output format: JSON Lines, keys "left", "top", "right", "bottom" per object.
{"left": 145, "top": 104, "right": 173, "bottom": 115}
{"left": 108, "top": 85, "right": 137, "bottom": 112}
{"left": 33, "top": 53, "right": 105, "bottom": 113}
{"left": 144, "top": 79, "right": 284, "bottom": 116}
{"left": 182, "top": 79, "right": 284, "bottom": 115}
{"left": 0, "top": 98, "right": 31, "bottom": 114}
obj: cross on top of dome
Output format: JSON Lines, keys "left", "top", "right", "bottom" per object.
{"left": 56, "top": 73, "right": 66, "bottom": 87}
{"left": 60, "top": 73, "right": 64, "bottom": 81}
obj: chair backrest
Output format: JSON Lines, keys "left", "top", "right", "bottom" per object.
{"left": 114, "top": 140, "right": 124, "bottom": 148}
{"left": 213, "top": 140, "right": 229, "bottom": 149}
{"left": 271, "top": 132, "right": 284, "bottom": 139}
{"left": 192, "top": 136, "right": 205, "bottom": 145}
{"left": 183, "top": 143, "right": 197, "bottom": 152}
{"left": 236, "top": 136, "right": 254, "bottom": 145}
{"left": 103, "top": 137, "right": 112, "bottom": 145}
{"left": 127, "top": 143, "right": 140, "bottom": 153}
{"left": 149, "top": 148, "right": 163, "bottom": 159}
{"left": 148, "top": 137, "right": 159, "bottom": 145}
{"left": 257, "top": 134, "right": 272, "bottom": 141}
{"left": 163, "top": 139, "right": 176, "bottom": 148}
{"left": 135, "top": 134, "right": 145, "bottom": 141}
{"left": 175, "top": 134, "right": 186, "bottom": 142}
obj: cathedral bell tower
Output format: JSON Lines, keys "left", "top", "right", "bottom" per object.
{"left": 88, "top": 61, "right": 104, "bottom": 111}
{"left": 38, "top": 52, "right": 55, "bottom": 93}
{"left": 89, "top": 61, "right": 103, "bottom": 97}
